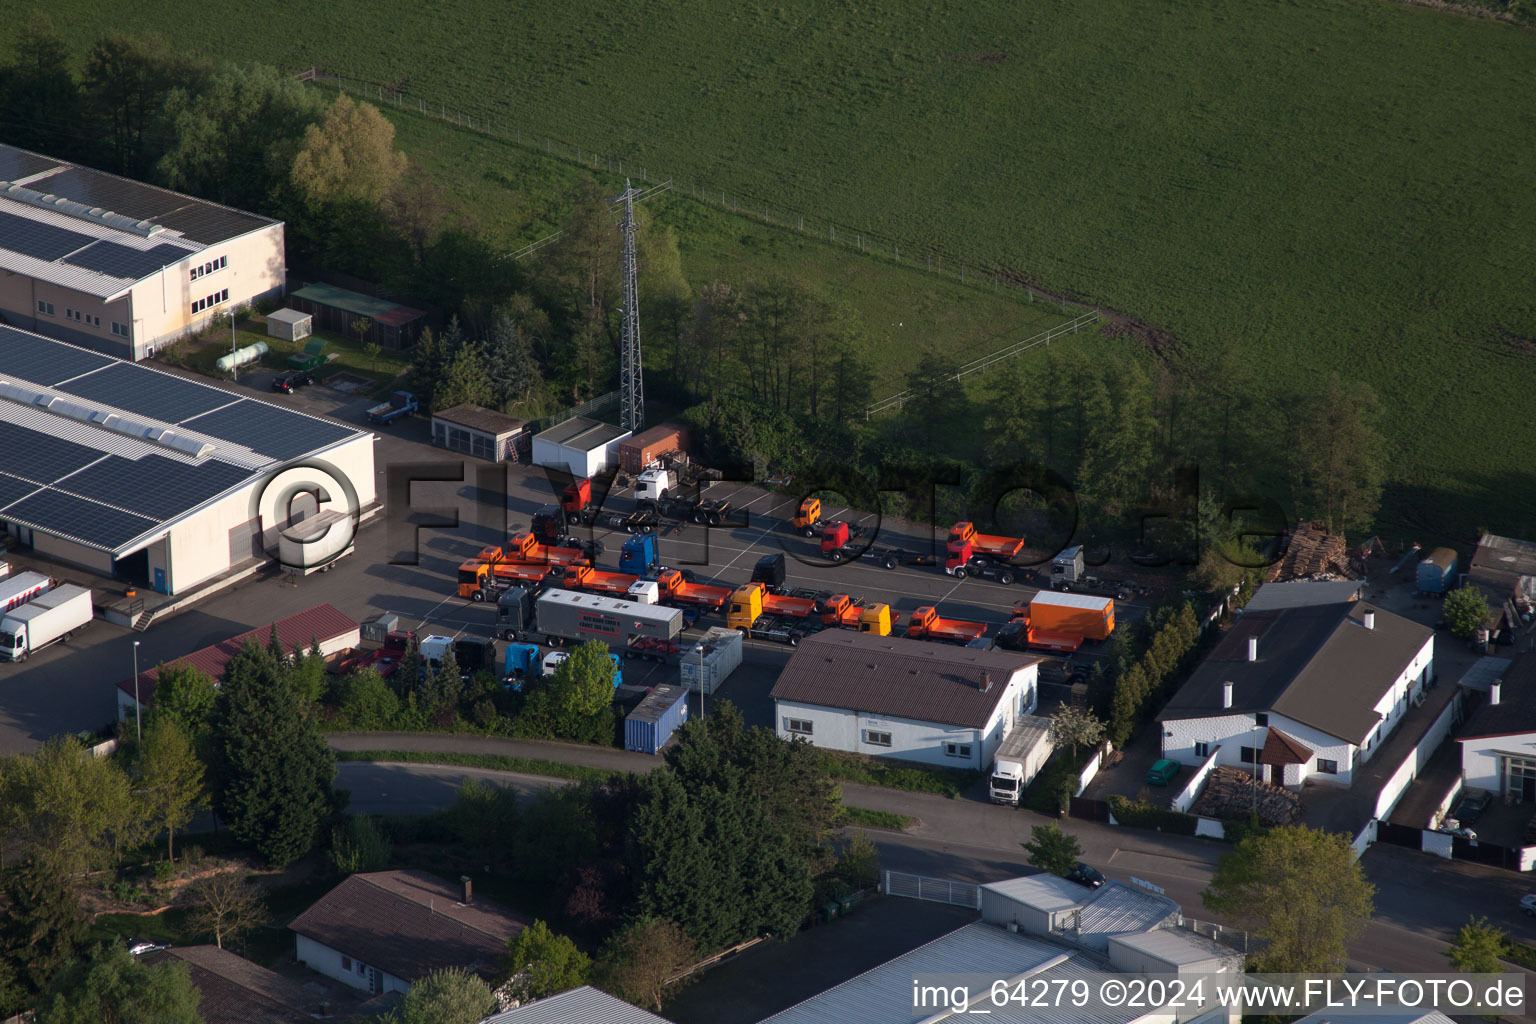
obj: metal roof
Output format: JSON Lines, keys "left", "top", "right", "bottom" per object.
{"left": 266, "top": 308, "right": 311, "bottom": 326}
{"left": 1108, "top": 928, "right": 1236, "bottom": 967}
{"left": 1068, "top": 882, "right": 1180, "bottom": 949}
{"left": 996, "top": 715, "right": 1053, "bottom": 760}
{"left": 479, "top": 986, "right": 674, "bottom": 1024}
{"left": 628, "top": 684, "right": 688, "bottom": 725}
{"left": 433, "top": 403, "right": 527, "bottom": 436}
{"left": 759, "top": 921, "right": 1145, "bottom": 1024}
{"left": 1243, "top": 580, "right": 1364, "bottom": 611}
{"left": 535, "top": 415, "right": 630, "bottom": 449}
{"left": 1031, "top": 591, "right": 1113, "bottom": 612}
{"left": 772, "top": 631, "right": 1037, "bottom": 729}
{"left": 289, "top": 282, "right": 425, "bottom": 321}
{"left": 1295, "top": 1011, "right": 1454, "bottom": 1024}
{"left": 982, "top": 874, "right": 1084, "bottom": 912}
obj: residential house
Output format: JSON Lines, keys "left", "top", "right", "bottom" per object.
{"left": 478, "top": 986, "right": 675, "bottom": 1023}
{"left": 140, "top": 945, "right": 357, "bottom": 1024}
{"left": 1457, "top": 653, "right": 1536, "bottom": 803}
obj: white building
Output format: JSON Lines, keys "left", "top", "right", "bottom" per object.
{"left": 1457, "top": 654, "right": 1536, "bottom": 802}
{"left": 289, "top": 870, "right": 526, "bottom": 997}
{"left": 1158, "top": 602, "right": 1433, "bottom": 789}
{"left": 770, "top": 631, "right": 1039, "bottom": 771}
{"left": 0, "top": 144, "right": 285, "bottom": 360}
{"left": 0, "top": 327, "right": 374, "bottom": 596}
{"left": 478, "top": 986, "right": 675, "bottom": 1024}
{"left": 531, "top": 416, "right": 631, "bottom": 478}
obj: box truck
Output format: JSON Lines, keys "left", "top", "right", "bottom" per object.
{"left": 989, "top": 716, "right": 1055, "bottom": 805}
{"left": 1026, "top": 592, "right": 1115, "bottom": 641}
{"left": 0, "top": 571, "right": 51, "bottom": 614}
{"left": 0, "top": 584, "right": 92, "bottom": 662}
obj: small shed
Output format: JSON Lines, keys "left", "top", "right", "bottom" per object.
{"left": 532, "top": 416, "right": 631, "bottom": 478}
{"left": 618, "top": 422, "right": 690, "bottom": 475}
{"left": 288, "top": 283, "right": 427, "bottom": 351}
{"left": 1417, "top": 547, "right": 1458, "bottom": 595}
{"left": 431, "top": 404, "right": 529, "bottom": 463}
{"left": 625, "top": 684, "right": 689, "bottom": 755}
{"left": 266, "top": 308, "right": 312, "bottom": 343}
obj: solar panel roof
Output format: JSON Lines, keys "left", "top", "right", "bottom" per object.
{"left": 183, "top": 401, "right": 357, "bottom": 461}
{"left": 25, "top": 166, "right": 270, "bottom": 246}
{"left": 0, "top": 328, "right": 116, "bottom": 385}
{"left": 0, "top": 208, "right": 94, "bottom": 262}
{"left": 0, "top": 421, "right": 104, "bottom": 483}
{"left": 0, "top": 473, "right": 42, "bottom": 512}
{"left": 0, "top": 148, "right": 59, "bottom": 182}
{"left": 58, "top": 454, "right": 251, "bottom": 521}
{"left": 55, "top": 362, "right": 239, "bottom": 423}
{"left": 62, "top": 240, "right": 196, "bottom": 280}
{"left": 2, "top": 487, "right": 158, "bottom": 549}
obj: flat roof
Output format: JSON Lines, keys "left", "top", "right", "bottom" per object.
{"left": 290, "top": 282, "right": 424, "bottom": 321}
{"left": 1458, "top": 653, "right": 1536, "bottom": 740}
{"left": 1244, "top": 580, "right": 1364, "bottom": 611}
{"left": 1031, "top": 591, "right": 1113, "bottom": 611}
{"left": 0, "top": 326, "right": 366, "bottom": 553}
{"left": 1108, "top": 928, "right": 1238, "bottom": 967}
{"left": 480, "top": 986, "right": 674, "bottom": 1024}
{"left": 982, "top": 873, "right": 1085, "bottom": 913}
{"left": 266, "top": 308, "right": 311, "bottom": 326}
{"left": 535, "top": 415, "right": 630, "bottom": 449}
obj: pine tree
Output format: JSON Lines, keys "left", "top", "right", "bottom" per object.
{"left": 211, "top": 641, "right": 336, "bottom": 867}
{"left": 485, "top": 310, "right": 541, "bottom": 412}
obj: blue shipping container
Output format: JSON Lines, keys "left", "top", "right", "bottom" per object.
{"left": 624, "top": 684, "right": 690, "bottom": 755}
{"left": 1416, "top": 548, "right": 1458, "bottom": 595}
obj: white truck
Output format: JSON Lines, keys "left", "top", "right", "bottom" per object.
{"left": 633, "top": 468, "right": 676, "bottom": 505}
{"left": 989, "top": 716, "right": 1055, "bottom": 805}
{"left": 0, "top": 584, "right": 92, "bottom": 662}
{"left": 0, "top": 571, "right": 52, "bottom": 614}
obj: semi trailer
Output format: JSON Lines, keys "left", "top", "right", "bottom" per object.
{"left": 0, "top": 584, "right": 91, "bottom": 662}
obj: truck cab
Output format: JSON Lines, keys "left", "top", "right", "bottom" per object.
{"left": 793, "top": 497, "right": 821, "bottom": 536}
{"left": 497, "top": 587, "right": 537, "bottom": 641}
{"left": 634, "top": 469, "right": 675, "bottom": 506}
{"left": 1051, "top": 546, "right": 1085, "bottom": 588}
{"left": 751, "top": 553, "right": 786, "bottom": 591}
{"left": 619, "top": 533, "right": 661, "bottom": 576}
{"left": 989, "top": 763, "right": 1024, "bottom": 805}
{"left": 727, "top": 584, "right": 765, "bottom": 630}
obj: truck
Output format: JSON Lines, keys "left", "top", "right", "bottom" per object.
{"left": 793, "top": 497, "right": 823, "bottom": 536}
{"left": 496, "top": 587, "right": 684, "bottom": 652}
{"left": 0, "top": 571, "right": 51, "bottom": 614}
{"left": 820, "top": 521, "right": 870, "bottom": 562}
{"left": 458, "top": 558, "right": 556, "bottom": 600}
{"left": 634, "top": 468, "right": 677, "bottom": 506}
{"left": 560, "top": 478, "right": 594, "bottom": 521}
{"left": 945, "top": 521, "right": 1026, "bottom": 574}
{"left": 0, "top": 584, "right": 91, "bottom": 662}
{"left": 726, "top": 582, "right": 819, "bottom": 631}
{"left": 499, "top": 532, "right": 591, "bottom": 568}
{"left": 989, "top": 716, "right": 1055, "bottom": 805}
{"left": 618, "top": 533, "right": 660, "bottom": 576}
{"left": 559, "top": 564, "right": 645, "bottom": 598}
{"left": 653, "top": 569, "right": 733, "bottom": 612}
{"left": 1026, "top": 591, "right": 1115, "bottom": 642}
{"left": 905, "top": 606, "right": 987, "bottom": 644}
{"left": 419, "top": 635, "right": 497, "bottom": 677}
{"left": 1048, "top": 546, "right": 1132, "bottom": 599}
{"left": 815, "top": 592, "right": 895, "bottom": 635}
{"left": 948, "top": 555, "right": 1023, "bottom": 585}
{"left": 751, "top": 552, "right": 787, "bottom": 591}
{"left": 367, "top": 390, "right": 417, "bottom": 425}
{"left": 503, "top": 644, "right": 623, "bottom": 689}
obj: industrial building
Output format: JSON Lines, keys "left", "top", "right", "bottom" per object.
{"left": 0, "top": 327, "right": 375, "bottom": 597}
{"left": 430, "top": 403, "right": 529, "bottom": 463}
{"left": 0, "top": 144, "right": 285, "bottom": 360}
{"left": 531, "top": 416, "right": 631, "bottom": 478}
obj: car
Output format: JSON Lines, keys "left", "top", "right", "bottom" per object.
{"left": 127, "top": 939, "right": 168, "bottom": 956}
{"left": 1066, "top": 863, "right": 1105, "bottom": 889}
{"left": 271, "top": 370, "right": 314, "bottom": 393}
{"left": 1451, "top": 789, "right": 1492, "bottom": 825}
{"left": 1146, "top": 758, "right": 1181, "bottom": 786}
{"left": 1521, "top": 894, "right": 1536, "bottom": 917}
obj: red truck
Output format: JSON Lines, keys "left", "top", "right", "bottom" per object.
{"left": 945, "top": 522, "right": 1026, "bottom": 574}
{"left": 905, "top": 606, "right": 987, "bottom": 644}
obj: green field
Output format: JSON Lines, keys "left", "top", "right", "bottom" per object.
{"left": 13, "top": 0, "right": 1536, "bottom": 537}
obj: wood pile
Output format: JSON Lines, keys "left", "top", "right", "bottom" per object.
{"left": 1191, "top": 766, "right": 1301, "bottom": 826}
{"left": 1267, "top": 521, "right": 1355, "bottom": 582}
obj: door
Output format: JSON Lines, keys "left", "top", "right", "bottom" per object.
{"left": 153, "top": 568, "right": 167, "bottom": 594}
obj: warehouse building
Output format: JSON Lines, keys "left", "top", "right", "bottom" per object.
{"left": 430, "top": 403, "right": 529, "bottom": 463}
{"left": 0, "top": 327, "right": 375, "bottom": 597}
{"left": 0, "top": 144, "right": 284, "bottom": 360}
{"left": 531, "top": 416, "right": 631, "bottom": 478}
{"left": 287, "top": 283, "right": 426, "bottom": 351}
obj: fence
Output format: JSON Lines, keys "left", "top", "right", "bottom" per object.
{"left": 541, "top": 389, "right": 621, "bottom": 429}
{"left": 294, "top": 70, "right": 1098, "bottom": 315}
{"left": 1177, "top": 916, "right": 1250, "bottom": 953}
{"left": 882, "top": 870, "right": 981, "bottom": 909}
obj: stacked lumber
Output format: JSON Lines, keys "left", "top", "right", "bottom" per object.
{"left": 1267, "top": 521, "right": 1354, "bottom": 582}
{"left": 1191, "top": 766, "right": 1301, "bottom": 826}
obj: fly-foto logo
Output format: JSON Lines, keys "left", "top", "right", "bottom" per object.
{"left": 249, "top": 458, "right": 362, "bottom": 573}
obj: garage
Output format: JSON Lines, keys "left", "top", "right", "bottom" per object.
{"left": 531, "top": 416, "right": 631, "bottom": 478}
{"left": 431, "top": 404, "right": 530, "bottom": 463}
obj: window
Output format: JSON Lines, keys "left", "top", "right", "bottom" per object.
{"left": 111, "top": 321, "right": 129, "bottom": 337}
{"left": 88, "top": 314, "right": 100, "bottom": 327}
{"left": 192, "top": 288, "right": 230, "bottom": 314}
{"left": 944, "top": 742, "right": 973, "bottom": 759}
{"left": 37, "top": 300, "right": 54, "bottom": 316}
{"left": 1316, "top": 758, "right": 1338, "bottom": 775}
{"left": 1255, "top": 713, "right": 1269, "bottom": 726}
{"left": 190, "top": 255, "right": 227, "bottom": 281}
{"left": 66, "top": 308, "right": 82, "bottom": 322}
{"left": 1239, "top": 745, "right": 1260, "bottom": 764}
{"left": 863, "top": 729, "right": 892, "bottom": 747}
{"left": 341, "top": 956, "right": 352, "bottom": 971}
{"left": 786, "top": 718, "right": 813, "bottom": 735}
{"left": 1193, "top": 741, "right": 1211, "bottom": 758}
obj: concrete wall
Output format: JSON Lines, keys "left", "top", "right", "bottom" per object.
{"left": 1171, "top": 746, "right": 1224, "bottom": 814}
{"left": 1424, "top": 830, "right": 1454, "bottom": 860}
{"left": 28, "top": 533, "right": 114, "bottom": 575}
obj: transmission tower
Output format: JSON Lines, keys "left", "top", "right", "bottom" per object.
{"left": 616, "top": 180, "right": 644, "bottom": 434}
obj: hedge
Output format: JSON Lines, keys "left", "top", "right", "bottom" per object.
{"left": 1108, "top": 795, "right": 1198, "bottom": 836}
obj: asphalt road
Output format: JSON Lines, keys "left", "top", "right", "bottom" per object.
{"left": 0, "top": 373, "right": 1160, "bottom": 751}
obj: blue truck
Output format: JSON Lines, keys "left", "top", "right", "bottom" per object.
{"left": 367, "top": 390, "right": 418, "bottom": 425}
{"left": 502, "top": 642, "right": 623, "bottom": 690}
{"left": 619, "top": 533, "right": 661, "bottom": 576}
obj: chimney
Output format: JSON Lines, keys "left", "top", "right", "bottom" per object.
{"left": 1223, "top": 681, "right": 1233, "bottom": 709}
{"left": 460, "top": 875, "right": 473, "bottom": 904}
{"left": 1491, "top": 680, "right": 1502, "bottom": 706}
{"left": 1247, "top": 636, "right": 1258, "bottom": 662}
{"left": 1363, "top": 609, "right": 1375, "bottom": 631}
{"left": 979, "top": 672, "right": 993, "bottom": 693}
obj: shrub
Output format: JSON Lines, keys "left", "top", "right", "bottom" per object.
{"left": 1107, "top": 795, "right": 1197, "bottom": 836}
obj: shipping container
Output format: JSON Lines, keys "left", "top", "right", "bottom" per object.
{"left": 679, "top": 627, "right": 744, "bottom": 695}
{"left": 1027, "top": 591, "right": 1115, "bottom": 641}
{"left": 1417, "top": 547, "right": 1458, "bottom": 595}
{"left": 360, "top": 613, "right": 400, "bottom": 644}
{"left": 625, "top": 684, "right": 690, "bottom": 754}
{"left": 618, "top": 423, "right": 690, "bottom": 475}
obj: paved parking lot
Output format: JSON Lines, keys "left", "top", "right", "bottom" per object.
{"left": 0, "top": 369, "right": 1158, "bottom": 751}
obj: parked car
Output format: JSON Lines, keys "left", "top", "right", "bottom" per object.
{"left": 1451, "top": 789, "right": 1492, "bottom": 825}
{"left": 1146, "top": 758, "right": 1182, "bottom": 786}
{"left": 1066, "top": 863, "right": 1105, "bottom": 889}
{"left": 271, "top": 370, "right": 314, "bottom": 393}
{"left": 1520, "top": 893, "right": 1536, "bottom": 917}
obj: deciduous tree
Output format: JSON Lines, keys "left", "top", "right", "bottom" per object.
{"left": 137, "top": 716, "right": 206, "bottom": 863}
{"left": 1446, "top": 915, "right": 1508, "bottom": 973}
{"left": 0, "top": 13, "right": 82, "bottom": 157}
{"left": 1444, "top": 586, "right": 1491, "bottom": 640}
{"left": 34, "top": 943, "right": 202, "bottom": 1024}
{"left": 596, "top": 917, "right": 695, "bottom": 1012}
{"left": 189, "top": 865, "right": 267, "bottom": 950}
{"left": 1022, "top": 822, "right": 1082, "bottom": 877}
{"left": 5, "top": 737, "right": 142, "bottom": 876}
{"left": 501, "top": 919, "right": 591, "bottom": 1002}
{"left": 1288, "top": 374, "right": 1385, "bottom": 537}
{"left": 1202, "top": 824, "right": 1373, "bottom": 971}
{"left": 384, "top": 967, "right": 494, "bottom": 1024}
{"left": 83, "top": 32, "right": 210, "bottom": 177}
{"left": 330, "top": 815, "right": 392, "bottom": 876}
{"left": 152, "top": 661, "right": 218, "bottom": 728}
{"left": 1047, "top": 705, "right": 1106, "bottom": 762}
{"left": 290, "top": 93, "right": 407, "bottom": 207}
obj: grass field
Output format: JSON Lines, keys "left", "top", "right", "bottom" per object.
{"left": 13, "top": 0, "right": 1536, "bottom": 538}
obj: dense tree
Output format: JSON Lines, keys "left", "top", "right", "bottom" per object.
{"left": 34, "top": 943, "right": 203, "bottom": 1024}
{"left": 484, "top": 310, "right": 543, "bottom": 414}
{"left": 543, "top": 176, "right": 622, "bottom": 322}
{"left": 521, "top": 641, "right": 618, "bottom": 742}
{"left": 1202, "top": 824, "right": 1373, "bottom": 971}
{"left": 292, "top": 639, "right": 328, "bottom": 705}
{"left": 596, "top": 917, "right": 696, "bottom": 1012}
{"left": 290, "top": 93, "right": 407, "bottom": 206}
{"left": 188, "top": 865, "right": 267, "bottom": 951}
{"left": 1446, "top": 915, "right": 1508, "bottom": 973}
{"left": 901, "top": 348, "right": 969, "bottom": 444}
{"left": 335, "top": 668, "right": 400, "bottom": 729}
{"left": 442, "top": 780, "right": 519, "bottom": 871}
{"left": 432, "top": 340, "right": 495, "bottom": 413}
{"left": 384, "top": 967, "right": 494, "bottom": 1024}
{"left": 382, "top": 159, "right": 454, "bottom": 264}
{"left": 1288, "top": 374, "right": 1385, "bottom": 536}
{"left": 502, "top": 919, "right": 591, "bottom": 1002}
{"left": 0, "top": 863, "right": 87, "bottom": 993}
{"left": 136, "top": 716, "right": 206, "bottom": 863}
{"left": 152, "top": 661, "right": 218, "bottom": 729}
{"left": 82, "top": 32, "right": 210, "bottom": 177}
{"left": 1047, "top": 705, "right": 1106, "bottom": 762}
{"left": 835, "top": 830, "right": 880, "bottom": 890}
{"left": 1444, "top": 586, "right": 1491, "bottom": 640}
{"left": 985, "top": 362, "right": 1038, "bottom": 465}
{"left": 2, "top": 737, "right": 142, "bottom": 876}
{"left": 1022, "top": 822, "right": 1082, "bottom": 877}
{"left": 1108, "top": 663, "right": 1150, "bottom": 747}
{"left": 330, "top": 815, "right": 392, "bottom": 875}
{"left": 210, "top": 641, "right": 337, "bottom": 866}
{"left": 0, "top": 13, "right": 82, "bottom": 156}
{"left": 1076, "top": 360, "right": 1158, "bottom": 514}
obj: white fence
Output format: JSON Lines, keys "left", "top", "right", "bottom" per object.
{"left": 1171, "top": 745, "right": 1223, "bottom": 814}
{"left": 1074, "top": 741, "right": 1112, "bottom": 797}
{"left": 882, "top": 870, "right": 981, "bottom": 910}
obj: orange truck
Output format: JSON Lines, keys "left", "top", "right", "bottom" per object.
{"left": 793, "top": 497, "right": 822, "bottom": 536}
{"left": 817, "top": 593, "right": 896, "bottom": 635}
{"left": 558, "top": 564, "right": 642, "bottom": 598}
{"left": 653, "top": 569, "right": 734, "bottom": 612}
{"left": 905, "top": 606, "right": 987, "bottom": 644}
{"left": 946, "top": 521, "right": 1026, "bottom": 573}
{"left": 499, "top": 532, "right": 589, "bottom": 567}
{"left": 457, "top": 559, "right": 557, "bottom": 599}
{"left": 1025, "top": 591, "right": 1115, "bottom": 641}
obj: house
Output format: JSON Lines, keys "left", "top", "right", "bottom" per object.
{"left": 140, "top": 945, "right": 358, "bottom": 1024}
{"left": 0, "top": 143, "right": 284, "bottom": 359}
{"left": 431, "top": 404, "right": 530, "bottom": 463}
{"left": 1457, "top": 653, "right": 1536, "bottom": 803}
{"left": 531, "top": 416, "right": 632, "bottom": 478}
{"left": 1158, "top": 602, "right": 1433, "bottom": 788}
{"left": 769, "top": 631, "right": 1039, "bottom": 771}
{"left": 478, "top": 986, "right": 675, "bottom": 1023}
{"left": 1467, "top": 533, "right": 1536, "bottom": 639}
{"left": 289, "top": 870, "right": 527, "bottom": 996}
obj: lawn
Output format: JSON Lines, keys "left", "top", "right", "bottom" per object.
{"left": 13, "top": 0, "right": 1536, "bottom": 537}
{"left": 166, "top": 315, "right": 411, "bottom": 396}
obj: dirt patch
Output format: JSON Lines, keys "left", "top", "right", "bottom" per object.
{"left": 994, "top": 265, "right": 1183, "bottom": 355}
{"left": 324, "top": 371, "right": 376, "bottom": 394}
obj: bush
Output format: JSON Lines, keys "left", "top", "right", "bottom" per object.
{"left": 253, "top": 295, "right": 282, "bottom": 316}
{"left": 1107, "top": 795, "right": 1197, "bottom": 836}
{"left": 1024, "top": 747, "right": 1091, "bottom": 815}
{"left": 815, "top": 750, "right": 975, "bottom": 798}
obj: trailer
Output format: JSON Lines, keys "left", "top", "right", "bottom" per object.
{"left": 905, "top": 606, "right": 987, "bottom": 644}
{"left": 559, "top": 564, "right": 643, "bottom": 597}
{"left": 945, "top": 521, "right": 1025, "bottom": 573}
{"left": 277, "top": 509, "right": 353, "bottom": 575}
{"left": 1027, "top": 591, "right": 1115, "bottom": 641}
{"left": 1417, "top": 547, "right": 1458, "bottom": 596}
{"left": 0, "top": 571, "right": 51, "bottom": 614}
{"left": 726, "top": 582, "right": 819, "bottom": 631}
{"left": 989, "top": 716, "right": 1055, "bottom": 805}
{"left": 679, "top": 627, "right": 743, "bottom": 694}
{"left": 618, "top": 423, "right": 690, "bottom": 475}
{"left": 497, "top": 587, "right": 684, "bottom": 649}
{"left": 499, "top": 532, "right": 590, "bottom": 568}
{"left": 458, "top": 559, "right": 555, "bottom": 600}
{"left": 741, "top": 613, "right": 825, "bottom": 646}
{"left": 0, "top": 584, "right": 91, "bottom": 662}
{"left": 653, "top": 569, "right": 733, "bottom": 612}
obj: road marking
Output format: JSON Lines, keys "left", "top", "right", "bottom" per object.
{"left": 414, "top": 595, "right": 454, "bottom": 630}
